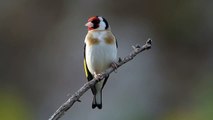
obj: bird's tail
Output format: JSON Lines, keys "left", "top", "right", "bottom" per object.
{"left": 92, "top": 90, "right": 102, "bottom": 109}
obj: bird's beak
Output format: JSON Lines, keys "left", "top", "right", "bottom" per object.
{"left": 85, "top": 22, "right": 93, "bottom": 28}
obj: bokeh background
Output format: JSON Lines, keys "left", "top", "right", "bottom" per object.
{"left": 0, "top": 0, "right": 213, "bottom": 120}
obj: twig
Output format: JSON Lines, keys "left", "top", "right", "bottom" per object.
{"left": 49, "top": 39, "right": 152, "bottom": 120}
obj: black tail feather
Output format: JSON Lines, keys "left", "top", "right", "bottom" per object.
{"left": 92, "top": 94, "right": 102, "bottom": 109}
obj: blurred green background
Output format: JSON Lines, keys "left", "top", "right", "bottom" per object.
{"left": 0, "top": 0, "right": 213, "bottom": 120}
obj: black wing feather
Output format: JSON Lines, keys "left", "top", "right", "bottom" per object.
{"left": 84, "top": 44, "right": 96, "bottom": 94}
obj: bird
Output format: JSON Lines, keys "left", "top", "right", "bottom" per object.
{"left": 83, "top": 16, "right": 118, "bottom": 109}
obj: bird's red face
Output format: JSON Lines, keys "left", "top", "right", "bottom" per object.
{"left": 85, "top": 16, "right": 100, "bottom": 30}
{"left": 85, "top": 16, "right": 109, "bottom": 31}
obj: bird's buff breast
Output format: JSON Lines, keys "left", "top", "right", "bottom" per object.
{"left": 86, "top": 43, "right": 117, "bottom": 74}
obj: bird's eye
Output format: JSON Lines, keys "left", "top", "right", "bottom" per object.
{"left": 92, "top": 19, "right": 100, "bottom": 24}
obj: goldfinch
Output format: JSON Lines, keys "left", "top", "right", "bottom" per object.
{"left": 84, "top": 16, "right": 118, "bottom": 109}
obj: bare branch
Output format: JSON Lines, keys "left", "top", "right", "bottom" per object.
{"left": 49, "top": 39, "right": 152, "bottom": 120}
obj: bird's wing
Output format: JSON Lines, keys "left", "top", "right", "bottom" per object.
{"left": 83, "top": 44, "right": 93, "bottom": 81}
{"left": 83, "top": 44, "right": 96, "bottom": 94}
{"left": 116, "top": 38, "right": 118, "bottom": 48}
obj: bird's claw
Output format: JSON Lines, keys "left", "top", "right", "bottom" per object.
{"left": 94, "top": 73, "right": 104, "bottom": 81}
{"left": 111, "top": 62, "right": 118, "bottom": 73}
